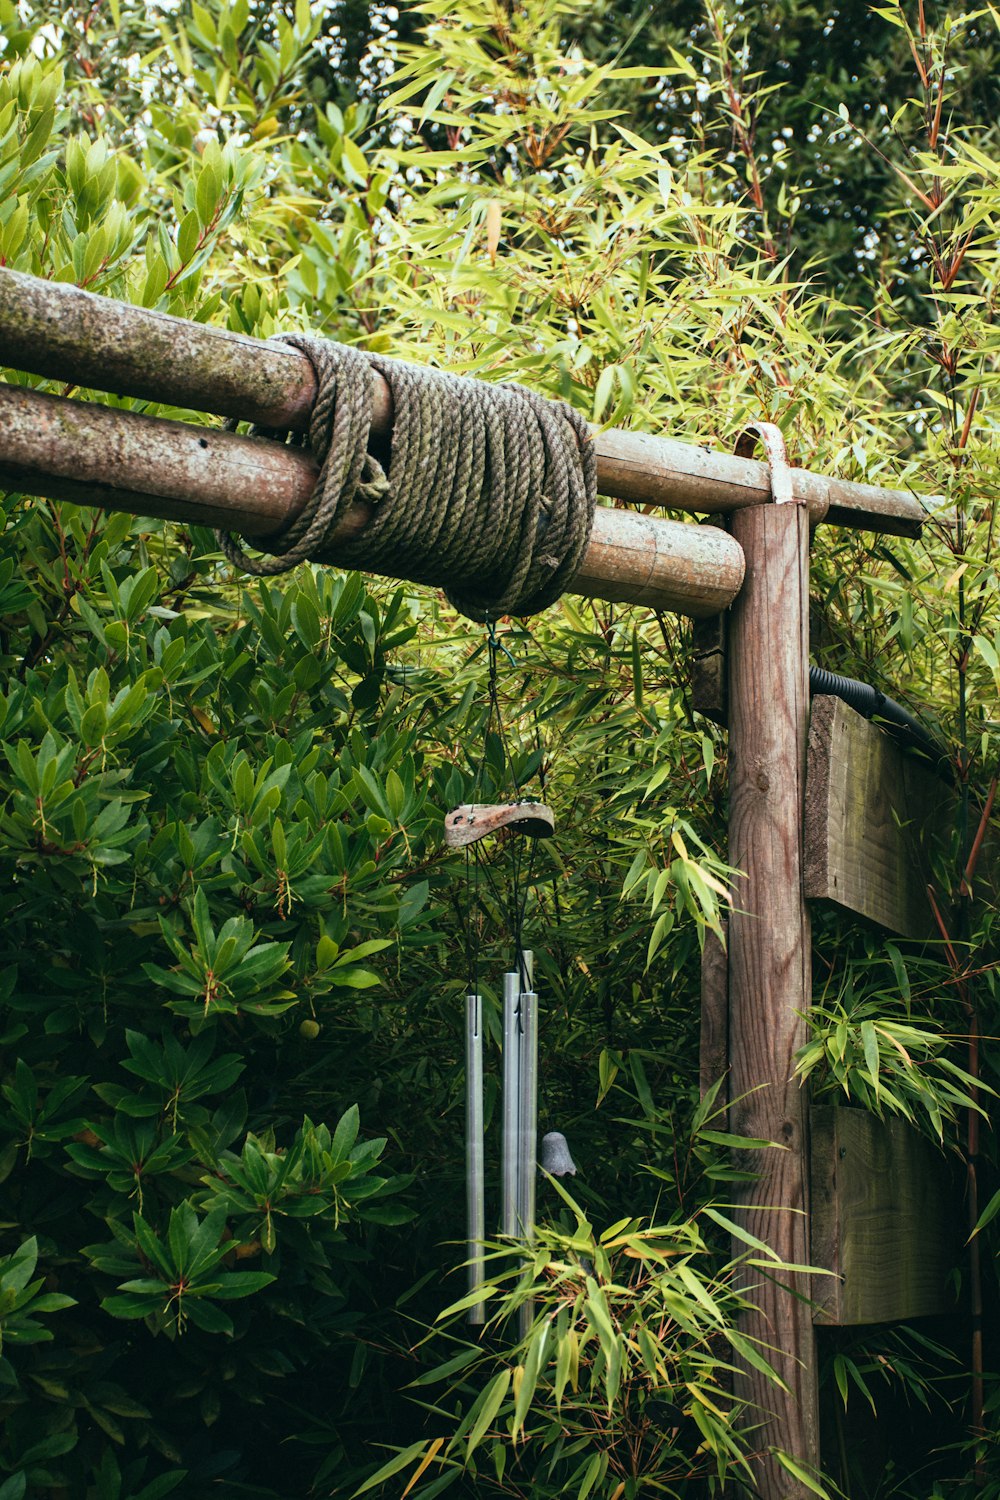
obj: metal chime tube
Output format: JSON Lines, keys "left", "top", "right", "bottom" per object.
{"left": 501, "top": 951, "right": 540, "bottom": 1336}
{"left": 517, "top": 984, "right": 538, "bottom": 1340}
{"left": 516, "top": 950, "right": 536, "bottom": 1237}
{"left": 501, "top": 970, "right": 522, "bottom": 1238}
{"left": 465, "top": 992, "right": 485, "bottom": 1326}
{"left": 517, "top": 988, "right": 538, "bottom": 1237}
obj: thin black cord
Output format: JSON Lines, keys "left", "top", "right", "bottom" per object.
{"left": 463, "top": 619, "right": 538, "bottom": 993}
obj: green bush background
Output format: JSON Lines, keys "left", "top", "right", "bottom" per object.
{"left": 1, "top": 0, "right": 998, "bottom": 1495}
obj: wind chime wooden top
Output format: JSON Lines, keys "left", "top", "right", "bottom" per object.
{"left": 444, "top": 801, "right": 555, "bottom": 848}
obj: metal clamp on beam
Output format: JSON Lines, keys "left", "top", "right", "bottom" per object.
{"left": 733, "top": 422, "right": 799, "bottom": 507}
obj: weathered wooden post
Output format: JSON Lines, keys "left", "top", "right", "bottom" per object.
{"left": 726, "top": 425, "right": 818, "bottom": 1495}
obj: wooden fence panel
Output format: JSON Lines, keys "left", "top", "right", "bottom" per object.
{"left": 803, "top": 696, "right": 953, "bottom": 939}
{"left": 810, "top": 1107, "right": 961, "bottom": 1325}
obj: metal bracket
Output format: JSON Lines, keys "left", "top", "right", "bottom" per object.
{"left": 734, "top": 421, "right": 800, "bottom": 506}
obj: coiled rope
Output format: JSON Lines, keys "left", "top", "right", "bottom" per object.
{"left": 216, "top": 335, "right": 597, "bottom": 622}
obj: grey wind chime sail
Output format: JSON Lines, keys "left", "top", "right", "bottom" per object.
{"left": 539, "top": 1131, "right": 577, "bottom": 1176}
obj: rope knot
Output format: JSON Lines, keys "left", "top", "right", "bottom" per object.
{"left": 357, "top": 458, "right": 390, "bottom": 507}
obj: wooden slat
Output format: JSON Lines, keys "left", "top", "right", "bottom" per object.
{"left": 690, "top": 613, "right": 727, "bottom": 725}
{"left": 810, "top": 1107, "right": 960, "bottom": 1325}
{"left": 803, "top": 695, "right": 953, "bottom": 939}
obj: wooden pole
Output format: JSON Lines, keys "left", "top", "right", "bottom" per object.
{"left": 0, "top": 268, "right": 931, "bottom": 538}
{"left": 0, "top": 382, "right": 745, "bottom": 619}
{"left": 699, "top": 922, "right": 729, "bottom": 1103}
{"left": 726, "top": 490, "right": 819, "bottom": 1492}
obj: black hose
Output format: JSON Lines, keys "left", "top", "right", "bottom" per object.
{"left": 808, "top": 666, "right": 951, "bottom": 778}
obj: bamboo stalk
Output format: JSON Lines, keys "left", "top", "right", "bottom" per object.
{"left": 0, "top": 381, "right": 746, "bottom": 618}
{"left": 0, "top": 268, "right": 931, "bottom": 538}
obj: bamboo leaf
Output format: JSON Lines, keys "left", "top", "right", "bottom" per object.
{"left": 352, "top": 1441, "right": 430, "bottom": 1497}
{"left": 402, "top": 1436, "right": 445, "bottom": 1498}
{"left": 464, "top": 1369, "right": 510, "bottom": 1460}
{"left": 773, "top": 1450, "right": 832, "bottom": 1497}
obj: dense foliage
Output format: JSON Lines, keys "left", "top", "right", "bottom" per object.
{"left": 0, "top": 0, "right": 998, "bottom": 1496}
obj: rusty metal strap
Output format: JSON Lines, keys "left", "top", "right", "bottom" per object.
{"left": 733, "top": 421, "right": 800, "bottom": 506}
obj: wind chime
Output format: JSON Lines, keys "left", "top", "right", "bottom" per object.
{"left": 444, "top": 626, "right": 575, "bottom": 1331}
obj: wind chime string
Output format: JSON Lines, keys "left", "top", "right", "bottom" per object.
{"left": 462, "top": 620, "right": 539, "bottom": 997}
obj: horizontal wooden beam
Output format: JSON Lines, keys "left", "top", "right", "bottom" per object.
{"left": 0, "top": 381, "right": 745, "bottom": 618}
{"left": 810, "top": 1106, "right": 961, "bottom": 1325}
{"left": 0, "top": 268, "right": 932, "bottom": 538}
{"left": 803, "top": 695, "right": 952, "bottom": 939}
